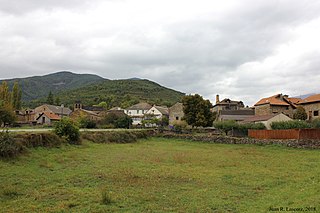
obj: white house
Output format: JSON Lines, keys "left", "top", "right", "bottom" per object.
{"left": 145, "top": 105, "right": 169, "bottom": 119}
{"left": 125, "top": 103, "right": 152, "bottom": 125}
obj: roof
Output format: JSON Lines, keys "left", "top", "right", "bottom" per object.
{"left": 255, "top": 94, "right": 290, "bottom": 106}
{"left": 154, "top": 106, "right": 169, "bottom": 115}
{"left": 242, "top": 114, "right": 276, "bottom": 122}
{"left": 287, "top": 97, "right": 303, "bottom": 105}
{"left": 299, "top": 94, "right": 320, "bottom": 104}
{"left": 220, "top": 109, "right": 254, "bottom": 115}
{"left": 37, "top": 112, "right": 61, "bottom": 121}
{"left": 214, "top": 98, "right": 244, "bottom": 106}
{"left": 83, "top": 106, "right": 105, "bottom": 111}
{"left": 220, "top": 114, "right": 254, "bottom": 121}
{"left": 126, "top": 102, "right": 152, "bottom": 110}
{"left": 45, "top": 104, "right": 72, "bottom": 115}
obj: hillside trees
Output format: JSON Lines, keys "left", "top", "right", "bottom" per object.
{"left": 182, "top": 94, "right": 214, "bottom": 128}
{"left": 47, "top": 91, "right": 54, "bottom": 105}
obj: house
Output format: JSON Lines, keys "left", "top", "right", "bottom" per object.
{"left": 298, "top": 94, "right": 320, "bottom": 121}
{"left": 212, "top": 95, "right": 245, "bottom": 112}
{"left": 71, "top": 101, "right": 107, "bottom": 122}
{"left": 34, "top": 104, "right": 72, "bottom": 119}
{"left": 242, "top": 113, "right": 292, "bottom": 130}
{"left": 254, "top": 94, "right": 300, "bottom": 118}
{"left": 145, "top": 105, "right": 169, "bottom": 119}
{"left": 36, "top": 112, "right": 61, "bottom": 125}
{"left": 15, "top": 109, "right": 36, "bottom": 124}
{"left": 144, "top": 105, "right": 169, "bottom": 127}
{"left": 69, "top": 109, "right": 102, "bottom": 122}
{"left": 124, "top": 102, "right": 152, "bottom": 125}
{"left": 169, "top": 102, "right": 184, "bottom": 126}
{"left": 212, "top": 94, "right": 253, "bottom": 121}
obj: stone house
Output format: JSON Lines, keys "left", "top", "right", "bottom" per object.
{"left": 242, "top": 113, "right": 292, "bottom": 130}
{"left": 34, "top": 104, "right": 72, "bottom": 119}
{"left": 15, "top": 109, "right": 36, "bottom": 124}
{"left": 168, "top": 102, "right": 184, "bottom": 126}
{"left": 145, "top": 105, "right": 169, "bottom": 120}
{"left": 212, "top": 95, "right": 245, "bottom": 112}
{"left": 36, "top": 112, "right": 61, "bottom": 125}
{"left": 124, "top": 102, "right": 152, "bottom": 125}
{"left": 69, "top": 109, "right": 102, "bottom": 122}
{"left": 254, "top": 94, "right": 300, "bottom": 118}
{"left": 298, "top": 94, "right": 320, "bottom": 121}
{"left": 212, "top": 94, "right": 253, "bottom": 122}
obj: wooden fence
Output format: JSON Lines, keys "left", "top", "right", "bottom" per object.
{"left": 248, "top": 129, "right": 320, "bottom": 140}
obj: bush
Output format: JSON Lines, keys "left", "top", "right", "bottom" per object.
{"left": 213, "top": 120, "right": 238, "bottom": 135}
{"left": 271, "top": 120, "right": 311, "bottom": 130}
{"left": 82, "top": 131, "right": 149, "bottom": 143}
{"left": 0, "top": 131, "right": 24, "bottom": 158}
{"left": 237, "top": 122, "right": 266, "bottom": 134}
{"left": 79, "top": 117, "right": 97, "bottom": 129}
{"left": 214, "top": 120, "right": 266, "bottom": 135}
{"left": 54, "top": 118, "right": 81, "bottom": 144}
{"left": 15, "top": 132, "right": 64, "bottom": 148}
{"left": 293, "top": 106, "right": 307, "bottom": 120}
{"left": 311, "top": 119, "right": 320, "bottom": 128}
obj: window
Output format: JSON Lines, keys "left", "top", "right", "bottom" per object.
{"left": 176, "top": 116, "right": 179, "bottom": 120}
{"left": 314, "top": 111, "right": 319, "bottom": 116}
{"left": 137, "top": 110, "right": 140, "bottom": 114}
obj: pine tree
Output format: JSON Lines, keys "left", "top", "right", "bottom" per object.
{"left": 55, "top": 97, "right": 61, "bottom": 106}
{"left": 12, "top": 81, "right": 22, "bottom": 110}
{"left": 0, "top": 81, "right": 11, "bottom": 105}
{"left": 47, "top": 91, "right": 54, "bottom": 105}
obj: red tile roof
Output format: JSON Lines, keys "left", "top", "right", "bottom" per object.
{"left": 43, "top": 112, "right": 61, "bottom": 120}
{"left": 300, "top": 94, "right": 320, "bottom": 104}
{"left": 254, "top": 94, "right": 290, "bottom": 106}
{"left": 287, "top": 97, "right": 303, "bottom": 105}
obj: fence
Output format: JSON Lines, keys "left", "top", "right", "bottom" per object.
{"left": 248, "top": 129, "right": 320, "bottom": 140}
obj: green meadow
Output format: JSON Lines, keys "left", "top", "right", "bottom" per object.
{"left": 0, "top": 138, "right": 319, "bottom": 212}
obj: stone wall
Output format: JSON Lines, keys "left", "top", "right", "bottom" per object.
{"left": 157, "top": 132, "right": 320, "bottom": 149}
{"left": 301, "top": 102, "right": 320, "bottom": 120}
{"left": 255, "top": 104, "right": 294, "bottom": 118}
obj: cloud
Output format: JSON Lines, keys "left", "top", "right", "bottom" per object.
{"left": 0, "top": 0, "right": 320, "bottom": 106}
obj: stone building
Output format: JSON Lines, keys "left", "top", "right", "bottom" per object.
{"left": 212, "top": 95, "right": 253, "bottom": 122}
{"left": 254, "top": 94, "right": 300, "bottom": 118}
{"left": 298, "top": 94, "right": 320, "bottom": 120}
{"left": 168, "top": 102, "right": 184, "bottom": 126}
{"left": 34, "top": 104, "right": 72, "bottom": 119}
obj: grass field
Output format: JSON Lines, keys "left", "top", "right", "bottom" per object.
{"left": 0, "top": 138, "right": 319, "bottom": 212}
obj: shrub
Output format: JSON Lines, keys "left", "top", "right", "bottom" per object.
{"left": 271, "top": 120, "right": 311, "bottom": 130}
{"left": 213, "top": 120, "right": 238, "bottom": 135}
{"left": 54, "top": 118, "right": 81, "bottom": 144}
{"left": 81, "top": 131, "right": 149, "bottom": 143}
{"left": 15, "top": 132, "right": 64, "bottom": 148}
{"left": 293, "top": 106, "right": 307, "bottom": 120}
{"left": 311, "top": 119, "right": 320, "bottom": 128}
{"left": 237, "top": 122, "right": 266, "bottom": 134}
{"left": 0, "top": 131, "right": 24, "bottom": 158}
{"left": 79, "top": 117, "right": 97, "bottom": 129}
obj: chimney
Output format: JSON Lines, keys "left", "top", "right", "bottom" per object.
{"left": 216, "top": 94, "right": 220, "bottom": 104}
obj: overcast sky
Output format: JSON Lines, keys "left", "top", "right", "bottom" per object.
{"left": 0, "top": 0, "right": 319, "bottom": 106}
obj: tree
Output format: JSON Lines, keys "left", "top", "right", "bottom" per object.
{"left": 103, "top": 112, "right": 132, "bottom": 128}
{"left": 293, "top": 106, "right": 307, "bottom": 120}
{"left": 55, "top": 97, "right": 61, "bottom": 106}
{"left": 0, "top": 81, "right": 11, "bottom": 105}
{"left": 47, "top": 91, "right": 54, "bottom": 105}
{"left": 12, "top": 81, "right": 22, "bottom": 110}
{"left": 182, "top": 94, "right": 214, "bottom": 128}
{"left": 0, "top": 102, "right": 16, "bottom": 127}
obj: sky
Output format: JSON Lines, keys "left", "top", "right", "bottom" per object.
{"left": 0, "top": 0, "right": 320, "bottom": 106}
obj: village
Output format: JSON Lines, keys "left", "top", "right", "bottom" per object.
{"left": 12, "top": 92, "right": 320, "bottom": 131}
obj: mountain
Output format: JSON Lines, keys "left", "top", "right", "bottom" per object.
{"left": 1, "top": 71, "right": 184, "bottom": 108}
{"left": 56, "top": 79, "right": 185, "bottom": 108}
{"left": 1, "top": 71, "right": 105, "bottom": 101}
{"left": 293, "top": 93, "right": 317, "bottom": 100}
